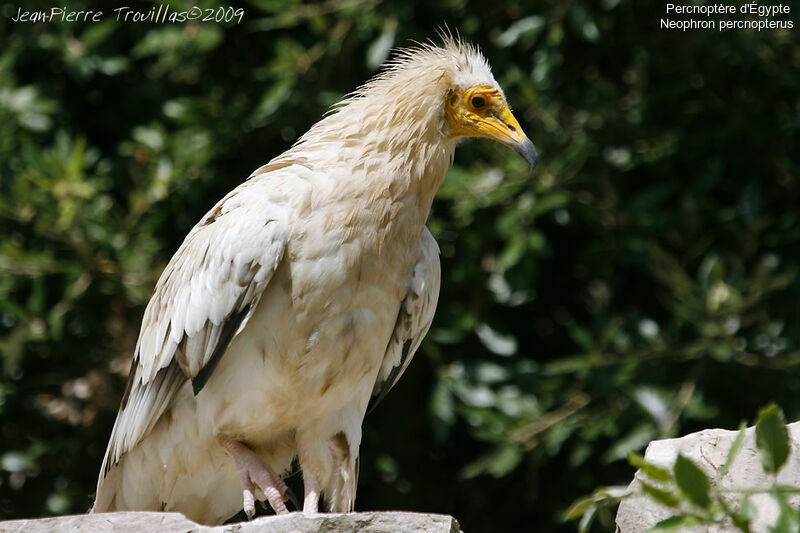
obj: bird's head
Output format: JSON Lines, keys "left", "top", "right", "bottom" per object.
{"left": 303, "top": 35, "right": 537, "bottom": 173}
{"left": 401, "top": 35, "right": 538, "bottom": 170}
{"left": 445, "top": 83, "right": 537, "bottom": 170}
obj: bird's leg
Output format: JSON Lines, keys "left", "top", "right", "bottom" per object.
{"left": 217, "top": 436, "right": 289, "bottom": 517}
{"left": 303, "top": 475, "right": 320, "bottom": 513}
{"left": 238, "top": 464, "right": 257, "bottom": 520}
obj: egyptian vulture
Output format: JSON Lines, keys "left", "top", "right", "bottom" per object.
{"left": 92, "top": 37, "right": 537, "bottom": 524}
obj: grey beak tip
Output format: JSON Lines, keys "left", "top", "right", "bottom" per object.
{"left": 514, "top": 137, "right": 538, "bottom": 171}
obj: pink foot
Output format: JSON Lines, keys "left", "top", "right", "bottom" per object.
{"left": 218, "top": 436, "right": 290, "bottom": 518}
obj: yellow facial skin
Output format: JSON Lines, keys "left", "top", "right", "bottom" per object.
{"left": 446, "top": 85, "right": 538, "bottom": 169}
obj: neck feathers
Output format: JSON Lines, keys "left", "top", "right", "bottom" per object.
{"left": 289, "top": 60, "right": 456, "bottom": 206}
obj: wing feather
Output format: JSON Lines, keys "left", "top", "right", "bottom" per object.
{"left": 369, "top": 228, "right": 441, "bottom": 412}
{"left": 95, "top": 179, "right": 290, "bottom": 494}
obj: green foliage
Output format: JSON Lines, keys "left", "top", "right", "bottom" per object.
{"left": 1, "top": 0, "right": 798, "bottom": 531}
{"left": 628, "top": 452, "right": 670, "bottom": 483}
{"left": 673, "top": 454, "right": 711, "bottom": 509}
{"left": 567, "top": 405, "right": 799, "bottom": 532}
{"left": 563, "top": 485, "right": 630, "bottom": 533}
{"left": 720, "top": 421, "right": 748, "bottom": 478}
{"left": 650, "top": 515, "right": 701, "bottom": 531}
{"left": 756, "top": 404, "right": 790, "bottom": 474}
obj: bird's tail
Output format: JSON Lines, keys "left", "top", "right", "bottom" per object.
{"left": 91, "top": 459, "right": 120, "bottom": 513}
{"left": 325, "top": 455, "right": 359, "bottom": 513}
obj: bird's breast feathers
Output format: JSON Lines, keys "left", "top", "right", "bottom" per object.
{"left": 186, "top": 173, "right": 426, "bottom": 437}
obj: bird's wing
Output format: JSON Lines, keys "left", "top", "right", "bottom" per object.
{"left": 369, "top": 228, "right": 441, "bottom": 411}
{"left": 98, "top": 182, "right": 289, "bottom": 479}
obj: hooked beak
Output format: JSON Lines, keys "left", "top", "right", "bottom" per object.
{"left": 489, "top": 104, "right": 537, "bottom": 171}
{"left": 512, "top": 137, "right": 538, "bottom": 171}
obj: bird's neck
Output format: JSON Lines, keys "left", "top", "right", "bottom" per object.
{"left": 266, "top": 69, "right": 459, "bottom": 256}
{"left": 379, "top": 126, "right": 456, "bottom": 213}
{"left": 361, "top": 123, "right": 455, "bottom": 247}
{"left": 287, "top": 99, "right": 455, "bottom": 246}
{"left": 335, "top": 137, "right": 451, "bottom": 260}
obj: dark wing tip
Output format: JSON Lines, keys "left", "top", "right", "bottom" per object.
{"left": 191, "top": 304, "right": 251, "bottom": 396}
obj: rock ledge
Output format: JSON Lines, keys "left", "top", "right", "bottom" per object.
{"left": 0, "top": 511, "right": 462, "bottom": 533}
{"left": 615, "top": 422, "right": 800, "bottom": 533}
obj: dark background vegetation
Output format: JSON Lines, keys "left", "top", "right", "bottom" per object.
{"left": 0, "top": 0, "right": 798, "bottom": 531}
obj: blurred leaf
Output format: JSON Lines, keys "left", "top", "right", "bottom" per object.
{"left": 577, "top": 503, "right": 598, "bottom": 533}
{"left": 719, "top": 421, "right": 748, "bottom": 478}
{"left": 563, "top": 494, "right": 595, "bottom": 521}
{"left": 628, "top": 452, "right": 671, "bottom": 483}
{"left": 604, "top": 425, "right": 656, "bottom": 463}
{"left": 673, "top": 455, "right": 710, "bottom": 509}
{"left": 494, "top": 16, "right": 546, "bottom": 48}
{"left": 430, "top": 380, "right": 456, "bottom": 442}
{"left": 564, "top": 485, "right": 629, "bottom": 531}
{"left": 250, "top": 79, "right": 295, "bottom": 127}
{"left": 725, "top": 494, "right": 755, "bottom": 533}
{"left": 367, "top": 20, "right": 396, "bottom": 70}
{"left": 650, "top": 515, "right": 700, "bottom": 531}
{"left": 755, "top": 404, "right": 789, "bottom": 474}
{"left": 770, "top": 488, "right": 800, "bottom": 533}
{"left": 569, "top": 3, "right": 600, "bottom": 42}
{"left": 460, "top": 444, "right": 522, "bottom": 479}
{"left": 640, "top": 482, "right": 680, "bottom": 509}
{"left": 475, "top": 323, "right": 517, "bottom": 356}
{"left": 133, "top": 26, "right": 222, "bottom": 58}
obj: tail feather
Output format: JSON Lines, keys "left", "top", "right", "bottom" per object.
{"left": 92, "top": 462, "right": 120, "bottom": 513}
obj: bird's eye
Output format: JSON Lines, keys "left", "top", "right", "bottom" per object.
{"left": 471, "top": 96, "right": 486, "bottom": 109}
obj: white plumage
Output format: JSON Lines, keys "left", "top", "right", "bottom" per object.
{"left": 92, "top": 36, "right": 536, "bottom": 525}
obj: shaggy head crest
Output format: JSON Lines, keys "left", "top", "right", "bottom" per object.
{"left": 290, "top": 33, "right": 536, "bottom": 173}
{"left": 352, "top": 34, "right": 500, "bottom": 101}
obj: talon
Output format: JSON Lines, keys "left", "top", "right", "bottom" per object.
{"left": 218, "top": 436, "right": 290, "bottom": 516}
{"left": 243, "top": 493, "right": 255, "bottom": 520}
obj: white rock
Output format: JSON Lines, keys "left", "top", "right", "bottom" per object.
{"left": 0, "top": 511, "right": 462, "bottom": 533}
{"left": 616, "top": 422, "right": 800, "bottom": 533}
